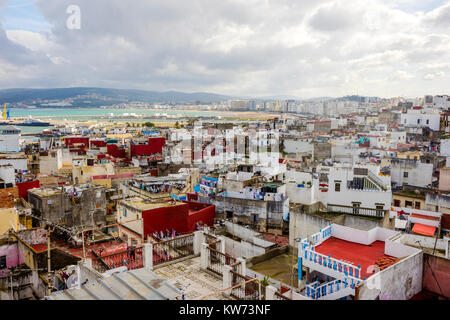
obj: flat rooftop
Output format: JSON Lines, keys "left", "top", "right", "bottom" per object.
{"left": 29, "top": 184, "right": 103, "bottom": 197}
{"left": 53, "top": 239, "right": 125, "bottom": 259}
{"left": 154, "top": 256, "right": 233, "bottom": 300}
{"left": 121, "top": 197, "right": 185, "bottom": 211}
{"left": 314, "top": 237, "right": 395, "bottom": 279}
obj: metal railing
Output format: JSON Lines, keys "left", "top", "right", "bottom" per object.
{"left": 206, "top": 247, "right": 237, "bottom": 276}
{"left": 153, "top": 233, "right": 194, "bottom": 266}
{"left": 327, "top": 204, "right": 386, "bottom": 218}
{"left": 367, "top": 171, "right": 388, "bottom": 191}
{"left": 300, "top": 248, "right": 363, "bottom": 282}
{"left": 305, "top": 278, "right": 355, "bottom": 300}
{"left": 230, "top": 270, "right": 263, "bottom": 300}
{"left": 91, "top": 246, "right": 144, "bottom": 273}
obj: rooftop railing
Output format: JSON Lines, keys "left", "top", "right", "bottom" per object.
{"left": 327, "top": 204, "right": 386, "bottom": 218}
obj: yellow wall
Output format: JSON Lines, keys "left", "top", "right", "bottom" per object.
{"left": 392, "top": 194, "right": 426, "bottom": 209}
{"left": 396, "top": 151, "right": 423, "bottom": 159}
{"left": 0, "top": 207, "right": 20, "bottom": 235}
{"left": 92, "top": 178, "right": 112, "bottom": 188}
{"left": 72, "top": 164, "right": 114, "bottom": 184}
{"left": 115, "top": 166, "right": 142, "bottom": 175}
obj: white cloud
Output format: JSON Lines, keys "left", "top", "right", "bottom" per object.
{"left": 0, "top": 0, "right": 449, "bottom": 98}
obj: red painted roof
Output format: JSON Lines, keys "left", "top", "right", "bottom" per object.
{"left": 411, "top": 213, "right": 440, "bottom": 221}
{"left": 412, "top": 223, "right": 436, "bottom": 236}
{"left": 314, "top": 237, "right": 394, "bottom": 279}
{"left": 31, "top": 244, "right": 48, "bottom": 253}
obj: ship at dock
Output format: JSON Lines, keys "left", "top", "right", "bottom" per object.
{"left": 19, "top": 115, "right": 51, "bottom": 126}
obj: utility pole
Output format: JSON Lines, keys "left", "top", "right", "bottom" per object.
{"left": 47, "top": 226, "right": 53, "bottom": 297}
{"left": 82, "top": 229, "right": 86, "bottom": 261}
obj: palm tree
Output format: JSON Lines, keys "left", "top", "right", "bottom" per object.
{"left": 259, "top": 276, "right": 271, "bottom": 300}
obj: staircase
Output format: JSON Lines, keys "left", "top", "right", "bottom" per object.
{"left": 305, "top": 278, "right": 355, "bottom": 300}
{"left": 367, "top": 171, "right": 388, "bottom": 191}
{"left": 299, "top": 226, "right": 363, "bottom": 300}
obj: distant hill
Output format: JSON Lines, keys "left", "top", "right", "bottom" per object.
{"left": 0, "top": 87, "right": 233, "bottom": 105}
{"left": 0, "top": 87, "right": 383, "bottom": 106}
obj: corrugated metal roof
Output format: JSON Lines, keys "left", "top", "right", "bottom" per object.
{"left": 48, "top": 268, "right": 181, "bottom": 300}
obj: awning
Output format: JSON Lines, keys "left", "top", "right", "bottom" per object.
{"left": 412, "top": 223, "right": 436, "bottom": 236}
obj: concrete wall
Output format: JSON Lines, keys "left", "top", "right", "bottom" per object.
{"left": 289, "top": 207, "right": 386, "bottom": 246}
{"left": 224, "top": 221, "right": 260, "bottom": 241}
{"left": 223, "top": 236, "right": 266, "bottom": 259}
{"left": 0, "top": 242, "right": 24, "bottom": 278}
{"left": 0, "top": 158, "right": 27, "bottom": 171}
{"left": 358, "top": 251, "right": 423, "bottom": 300}
{"left": 439, "top": 168, "right": 450, "bottom": 192}
{"left": 390, "top": 161, "right": 433, "bottom": 188}
{"left": 422, "top": 254, "right": 450, "bottom": 298}
{"left": 40, "top": 149, "right": 62, "bottom": 174}
{"left": 0, "top": 132, "right": 20, "bottom": 152}
{"left": 331, "top": 224, "right": 399, "bottom": 246}
{"left": 28, "top": 186, "right": 107, "bottom": 229}
{"left": 289, "top": 210, "right": 331, "bottom": 246}
{"left": 0, "top": 165, "right": 15, "bottom": 186}
{"left": 0, "top": 208, "right": 20, "bottom": 235}
{"left": 283, "top": 139, "right": 313, "bottom": 154}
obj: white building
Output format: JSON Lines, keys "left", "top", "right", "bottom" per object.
{"left": 297, "top": 224, "right": 423, "bottom": 300}
{"left": 0, "top": 164, "right": 15, "bottom": 187}
{"left": 39, "top": 149, "right": 63, "bottom": 174}
{"left": 285, "top": 164, "right": 392, "bottom": 216}
{"left": 0, "top": 126, "right": 21, "bottom": 152}
{"left": 390, "top": 158, "right": 434, "bottom": 188}
{"left": 400, "top": 109, "right": 440, "bottom": 131}
{"left": 434, "top": 95, "right": 450, "bottom": 109}
{"left": 0, "top": 156, "right": 27, "bottom": 172}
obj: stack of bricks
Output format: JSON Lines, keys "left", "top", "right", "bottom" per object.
{"left": 374, "top": 256, "right": 399, "bottom": 271}
{"left": 0, "top": 187, "right": 19, "bottom": 209}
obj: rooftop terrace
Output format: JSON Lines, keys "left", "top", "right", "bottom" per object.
{"left": 154, "top": 256, "right": 233, "bottom": 300}
{"left": 314, "top": 237, "right": 395, "bottom": 279}
{"left": 120, "top": 197, "right": 186, "bottom": 211}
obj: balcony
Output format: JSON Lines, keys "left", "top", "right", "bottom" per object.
{"left": 327, "top": 204, "right": 386, "bottom": 218}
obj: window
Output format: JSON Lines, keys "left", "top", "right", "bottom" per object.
{"left": 417, "top": 119, "right": 421, "bottom": 124}
{"left": 415, "top": 202, "right": 421, "bottom": 209}
{"left": 404, "top": 172, "right": 408, "bottom": 178}
{"left": 376, "top": 205, "right": 384, "bottom": 216}
{"left": 123, "top": 207, "right": 127, "bottom": 217}
{"left": 0, "top": 255, "right": 6, "bottom": 269}
{"left": 405, "top": 201, "right": 413, "bottom": 208}
{"left": 251, "top": 214, "right": 259, "bottom": 223}
{"left": 394, "top": 199, "right": 401, "bottom": 207}
{"left": 352, "top": 203, "right": 360, "bottom": 215}
{"left": 426, "top": 119, "right": 429, "bottom": 125}
{"left": 335, "top": 182, "right": 341, "bottom": 192}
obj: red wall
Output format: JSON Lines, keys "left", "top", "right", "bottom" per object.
{"left": 91, "top": 140, "right": 107, "bottom": 148}
{"left": 65, "top": 137, "right": 89, "bottom": 148}
{"left": 143, "top": 204, "right": 189, "bottom": 236}
{"left": 107, "top": 144, "right": 126, "bottom": 158}
{"left": 130, "top": 137, "right": 165, "bottom": 157}
{"left": 142, "top": 201, "right": 215, "bottom": 237}
{"left": 187, "top": 193, "right": 199, "bottom": 201}
{"left": 17, "top": 180, "right": 40, "bottom": 200}
{"left": 186, "top": 202, "right": 215, "bottom": 232}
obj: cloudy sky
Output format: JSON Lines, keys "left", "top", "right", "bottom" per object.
{"left": 0, "top": 0, "right": 449, "bottom": 98}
